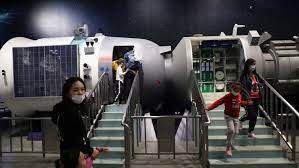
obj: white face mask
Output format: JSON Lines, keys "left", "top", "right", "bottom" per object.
{"left": 250, "top": 65, "right": 256, "bottom": 72}
{"left": 71, "top": 95, "right": 85, "bottom": 104}
{"left": 231, "top": 90, "right": 239, "bottom": 96}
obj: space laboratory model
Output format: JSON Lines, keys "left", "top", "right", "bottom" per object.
{"left": 0, "top": 24, "right": 170, "bottom": 116}
{"left": 1, "top": 24, "right": 299, "bottom": 116}
{"left": 168, "top": 24, "right": 299, "bottom": 105}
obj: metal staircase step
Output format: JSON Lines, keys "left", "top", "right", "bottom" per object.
{"left": 208, "top": 109, "right": 246, "bottom": 117}
{"left": 98, "top": 119, "right": 122, "bottom": 127}
{"left": 209, "top": 145, "right": 286, "bottom": 159}
{"left": 92, "top": 147, "right": 124, "bottom": 159}
{"left": 105, "top": 104, "right": 127, "bottom": 112}
{"left": 93, "top": 159, "right": 124, "bottom": 168}
{"left": 210, "top": 117, "right": 265, "bottom": 126}
{"left": 95, "top": 127, "right": 124, "bottom": 137}
{"left": 208, "top": 135, "right": 279, "bottom": 146}
{"left": 102, "top": 112, "right": 124, "bottom": 119}
{"left": 209, "top": 158, "right": 296, "bottom": 168}
{"left": 208, "top": 125, "right": 273, "bottom": 136}
{"left": 90, "top": 136, "right": 124, "bottom": 147}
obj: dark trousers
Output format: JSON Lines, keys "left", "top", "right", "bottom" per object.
{"left": 123, "top": 71, "right": 135, "bottom": 101}
{"left": 239, "top": 99, "right": 260, "bottom": 133}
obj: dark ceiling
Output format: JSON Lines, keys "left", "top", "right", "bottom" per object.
{"left": 0, "top": 0, "right": 298, "bottom": 48}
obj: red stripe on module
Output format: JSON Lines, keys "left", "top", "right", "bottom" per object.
{"left": 100, "top": 55, "right": 112, "bottom": 61}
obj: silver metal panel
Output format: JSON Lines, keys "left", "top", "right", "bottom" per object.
{"left": 289, "top": 57, "right": 299, "bottom": 79}
{"left": 262, "top": 53, "right": 276, "bottom": 79}
{"left": 278, "top": 57, "right": 290, "bottom": 80}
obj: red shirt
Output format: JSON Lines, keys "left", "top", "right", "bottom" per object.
{"left": 207, "top": 93, "right": 250, "bottom": 118}
{"left": 250, "top": 75, "right": 260, "bottom": 99}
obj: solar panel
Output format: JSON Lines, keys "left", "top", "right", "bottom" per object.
{"left": 13, "top": 45, "right": 78, "bottom": 97}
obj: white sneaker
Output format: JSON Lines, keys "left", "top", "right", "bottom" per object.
{"left": 231, "top": 144, "right": 236, "bottom": 150}
{"left": 248, "top": 132, "right": 256, "bottom": 138}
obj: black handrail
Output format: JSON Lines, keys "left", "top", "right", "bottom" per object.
{"left": 121, "top": 71, "right": 140, "bottom": 168}
{"left": 86, "top": 72, "right": 109, "bottom": 139}
{"left": 258, "top": 75, "right": 299, "bottom": 160}
{"left": 190, "top": 70, "right": 210, "bottom": 167}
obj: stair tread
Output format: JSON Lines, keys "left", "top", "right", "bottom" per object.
{"left": 93, "top": 158, "right": 124, "bottom": 164}
{"left": 209, "top": 125, "right": 270, "bottom": 129}
{"left": 209, "top": 157, "right": 295, "bottom": 165}
{"left": 209, "top": 135, "right": 274, "bottom": 139}
{"left": 95, "top": 127, "right": 124, "bottom": 131}
{"left": 93, "top": 147, "right": 124, "bottom": 152}
{"left": 209, "top": 145, "right": 284, "bottom": 151}
{"left": 100, "top": 119, "right": 122, "bottom": 121}
{"left": 211, "top": 117, "right": 264, "bottom": 120}
{"left": 103, "top": 112, "right": 124, "bottom": 114}
{"left": 208, "top": 109, "right": 246, "bottom": 112}
{"left": 91, "top": 136, "right": 124, "bottom": 141}
{"left": 107, "top": 104, "right": 126, "bottom": 107}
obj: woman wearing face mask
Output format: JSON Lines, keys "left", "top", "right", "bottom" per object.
{"left": 239, "top": 58, "right": 263, "bottom": 138}
{"left": 51, "top": 77, "right": 101, "bottom": 168}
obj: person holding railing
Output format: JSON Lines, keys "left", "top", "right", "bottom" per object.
{"left": 114, "top": 61, "right": 137, "bottom": 104}
{"left": 123, "top": 49, "right": 140, "bottom": 102}
{"left": 51, "top": 77, "right": 108, "bottom": 168}
{"left": 239, "top": 58, "right": 266, "bottom": 138}
{"left": 206, "top": 83, "right": 252, "bottom": 157}
{"left": 112, "top": 58, "right": 124, "bottom": 97}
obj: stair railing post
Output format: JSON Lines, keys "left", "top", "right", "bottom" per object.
{"left": 0, "top": 126, "right": 2, "bottom": 158}
{"left": 130, "top": 114, "right": 134, "bottom": 159}
{"left": 124, "top": 126, "right": 128, "bottom": 167}
{"left": 124, "top": 124, "right": 130, "bottom": 168}
{"left": 291, "top": 112, "right": 296, "bottom": 160}
{"left": 203, "top": 125, "right": 208, "bottom": 168}
{"left": 41, "top": 119, "right": 46, "bottom": 158}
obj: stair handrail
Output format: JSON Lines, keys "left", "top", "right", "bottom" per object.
{"left": 258, "top": 75, "right": 299, "bottom": 161}
{"left": 121, "top": 71, "right": 141, "bottom": 168}
{"left": 190, "top": 70, "right": 210, "bottom": 167}
{"left": 190, "top": 70, "right": 210, "bottom": 123}
{"left": 121, "top": 71, "right": 140, "bottom": 128}
{"left": 86, "top": 72, "right": 109, "bottom": 139}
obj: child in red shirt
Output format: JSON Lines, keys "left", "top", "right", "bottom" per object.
{"left": 206, "top": 83, "right": 252, "bottom": 157}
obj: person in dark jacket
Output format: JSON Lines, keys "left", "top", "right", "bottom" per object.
{"left": 51, "top": 77, "right": 100, "bottom": 168}
{"left": 239, "top": 58, "right": 264, "bottom": 138}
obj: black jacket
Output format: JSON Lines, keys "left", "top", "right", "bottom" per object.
{"left": 51, "top": 99, "right": 93, "bottom": 156}
{"left": 239, "top": 72, "right": 264, "bottom": 100}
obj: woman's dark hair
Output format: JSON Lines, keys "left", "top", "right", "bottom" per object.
{"left": 61, "top": 148, "right": 80, "bottom": 168}
{"left": 62, "top": 77, "right": 86, "bottom": 101}
{"left": 241, "top": 58, "right": 256, "bottom": 77}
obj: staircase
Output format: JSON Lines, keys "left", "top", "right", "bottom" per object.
{"left": 204, "top": 93, "right": 296, "bottom": 168}
{"left": 90, "top": 104, "right": 126, "bottom": 168}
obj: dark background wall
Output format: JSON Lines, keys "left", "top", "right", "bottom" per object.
{"left": 0, "top": 0, "right": 298, "bottom": 48}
